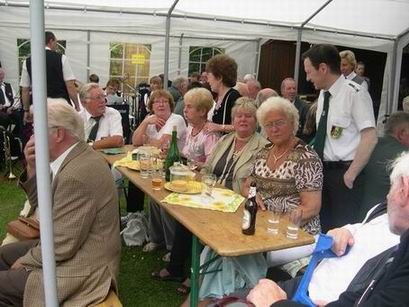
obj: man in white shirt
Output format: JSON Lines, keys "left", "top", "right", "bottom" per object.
{"left": 78, "top": 83, "right": 124, "bottom": 150}
{"left": 0, "top": 68, "right": 21, "bottom": 132}
{"left": 302, "top": 44, "right": 377, "bottom": 231}
{"left": 20, "top": 31, "right": 80, "bottom": 123}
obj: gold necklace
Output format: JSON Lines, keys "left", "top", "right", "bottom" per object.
{"left": 271, "top": 148, "right": 289, "bottom": 164}
{"left": 270, "top": 139, "right": 296, "bottom": 165}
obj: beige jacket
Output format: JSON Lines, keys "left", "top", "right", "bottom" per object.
{"left": 203, "top": 132, "right": 269, "bottom": 194}
{"left": 20, "top": 141, "right": 121, "bottom": 307}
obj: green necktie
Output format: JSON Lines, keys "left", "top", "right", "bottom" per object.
{"left": 314, "top": 91, "right": 331, "bottom": 160}
{"left": 87, "top": 116, "right": 102, "bottom": 142}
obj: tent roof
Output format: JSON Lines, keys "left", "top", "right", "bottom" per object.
{"left": 6, "top": 0, "right": 409, "bottom": 39}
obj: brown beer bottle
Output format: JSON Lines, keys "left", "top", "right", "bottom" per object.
{"left": 242, "top": 182, "right": 257, "bottom": 235}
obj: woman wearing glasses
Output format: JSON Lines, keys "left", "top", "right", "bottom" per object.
{"left": 196, "top": 97, "right": 323, "bottom": 306}
{"left": 129, "top": 90, "right": 186, "bottom": 256}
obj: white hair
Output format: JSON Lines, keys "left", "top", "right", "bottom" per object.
{"left": 243, "top": 73, "right": 256, "bottom": 82}
{"left": 47, "top": 99, "right": 85, "bottom": 141}
{"left": 172, "top": 76, "right": 188, "bottom": 89}
{"left": 256, "top": 96, "right": 299, "bottom": 135}
{"left": 390, "top": 151, "right": 409, "bottom": 185}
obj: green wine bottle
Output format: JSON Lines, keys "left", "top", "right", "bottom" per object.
{"left": 165, "top": 126, "right": 180, "bottom": 181}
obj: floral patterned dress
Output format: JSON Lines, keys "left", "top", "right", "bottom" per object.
{"left": 250, "top": 140, "right": 323, "bottom": 235}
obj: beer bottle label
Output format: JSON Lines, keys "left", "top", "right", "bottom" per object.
{"left": 242, "top": 209, "right": 250, "bottom": 230}
{"left": 248, "top": 186, "right": 256, "bottom": 199}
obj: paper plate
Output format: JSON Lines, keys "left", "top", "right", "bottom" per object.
{"left": 126, "top": 161, "right": 141, "bottom": 171}
{"left": 126, "top": 160, "right": 163, "bottom": 171}
{"left": 164, "top": 181, "right": 202, "bottom": 194}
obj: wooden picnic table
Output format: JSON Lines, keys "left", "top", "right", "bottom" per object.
{"left": 100, "top": 146, "right": 315, "bottom": 306}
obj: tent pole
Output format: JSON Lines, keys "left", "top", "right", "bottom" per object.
{"left": 293, "top": 0, "right": 333, "bottom": 83}
{"left": 255, "top": 38, "right": 262, "bottom": 79}
{"left": 294, "top": 29, "right": 302, "bottom": 83}
{"left": 389, "top": 40, "right": 399, "bottom": 115}
{"left": 164, "top": 0, "right": 179, "bottom": 89}
{"left": 177, "top": 33, "right": 184, "bottom": 76}
{"left": 392, "top": 27, "right": 409, "bottom": 113}
{"left": 30, "top": 1, "right": 58, "bottom": 306}
{"left": 86, "top": 30, "right": 91, "bottom": 81}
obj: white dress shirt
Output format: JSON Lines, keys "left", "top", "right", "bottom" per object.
{"left": 79, "top": 107, "right": 123, "bottom": 142}
{"left": 145, "top": 113, "right": 187, "bottom": 150}
{"left": 50, "top": 142, "right": 78, "bottom": 179}
{"left": 346, "top": 71, "right": 369, "bottom": 91}
{"left": 309, "top": 209, "right": 399, "bottom": 303}
{"left": 316, "top": 76, "right": 375, "bottom": 161}
{"left": 0, "top": 82, "right": 20, "bottom": 109}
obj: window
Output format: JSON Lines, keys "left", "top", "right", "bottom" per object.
{"left": 17, "top": 39, "right": 66, "bottom": 77}
{"left": 188, "top": 46, "right": 224, "bottom": 76}
{"left": 109, "top": 42, "right": 151, "bottom": 94}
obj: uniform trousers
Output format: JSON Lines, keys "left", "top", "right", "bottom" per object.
{"left": 320, "top": 161, "right": 364, "bottom": 232}
{"left": 0, "top": 240, "right": 38, "bottom": 307}
{"left": 149, "top": 201, "right": 176, "bottom": 251}
{"left": 166, "top": 222, "right": 193, "bottom": 278}
{"left": 126, "top": 183, "right": 145, "bottom": 212}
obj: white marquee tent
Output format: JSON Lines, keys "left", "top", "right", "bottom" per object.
{"left": 0, "top": 1, "right": 408, "bottom": 305}
{"left": 1, "top": 0, "right": 409, "bottom": 117}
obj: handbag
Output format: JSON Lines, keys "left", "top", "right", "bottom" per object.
{"left": 6, "top": 217, "right": 40, "bottom": 241}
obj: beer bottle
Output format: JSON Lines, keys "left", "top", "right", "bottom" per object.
{"left": 164, "top": 126, "right": 180, "bottom": 181}
{"left": 242, "top": 182, "right": 258, "bottom": 235}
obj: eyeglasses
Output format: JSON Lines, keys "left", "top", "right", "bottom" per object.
{"left": 86, "top": 94, "right": 106, "bottom": 101}
{"left": 264, "top": 120, "right": 287, "bottom": 129}
{"left": 153, "top": 99, "right": 168, "bottom": 105}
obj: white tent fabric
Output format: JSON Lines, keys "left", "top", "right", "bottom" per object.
{"left": 0, "top": 0, "right": 408, "bottom": 121}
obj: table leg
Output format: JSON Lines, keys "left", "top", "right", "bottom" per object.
{"left": 190, "top": 234, "right": 201, "bottom": 307}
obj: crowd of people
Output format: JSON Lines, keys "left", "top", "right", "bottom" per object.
{"left": 0, "top": 31, "right": 409, "bottom": 307}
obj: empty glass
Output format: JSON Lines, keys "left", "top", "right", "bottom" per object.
{"left": 267, "top": 207, "right": 281, "bottom": 235}
{"left": 202, "top": 173, "right": 216, "bottom": 199}
{"left": 286, "top": 208, "right": 303, "bottom": 240}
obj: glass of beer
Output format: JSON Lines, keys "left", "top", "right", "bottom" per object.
{"left": 151, "top": 169, "right": 163, "bottom": 190}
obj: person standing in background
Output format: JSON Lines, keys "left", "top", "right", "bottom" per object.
{"left": 20, "top": 31, "right": 80, "bottom": 124}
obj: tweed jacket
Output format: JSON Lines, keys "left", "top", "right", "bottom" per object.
{"left": 19, "top": 141, "right": 121, "bottom": 307}
{"left": 203, "top": 132, "right": 269, "bottom": 194}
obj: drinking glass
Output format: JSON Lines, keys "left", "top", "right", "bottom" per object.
{"left": 151, "top": 169, "right": 163, "bottom": 191}
{"left": 286, "top": 208, "right": 303, "bottom": 240}
{"left": 267, "top": 207, "right": 281, "bottom": 235}
{"left": 202, "top": 173, "right": 216, "bottom": 198}
{"left": 139, "top": 152, "right": 151, "bottom": 178}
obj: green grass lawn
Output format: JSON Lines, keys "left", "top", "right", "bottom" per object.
{"left": 0, "top": 178, "right": 185, "bottom": 306}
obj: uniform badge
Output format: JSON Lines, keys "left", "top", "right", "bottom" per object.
{"left": 331, "top": 126, "right": 343, "bottom": 139}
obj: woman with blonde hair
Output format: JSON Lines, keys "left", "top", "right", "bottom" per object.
{"left": 182, "top": 87, "right": 220, "bottom": 169}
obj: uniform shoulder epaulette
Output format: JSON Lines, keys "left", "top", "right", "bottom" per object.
{"left": 347, "top": 82, "right": 360, "bottom": 92}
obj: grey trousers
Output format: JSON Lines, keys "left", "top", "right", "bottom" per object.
{"left": 0, "top": 240, "right": 37, "bottom": 307}
{"left": 149, "top": 201, "right": 176, "bottom": 250}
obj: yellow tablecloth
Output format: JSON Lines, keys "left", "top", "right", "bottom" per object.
{"left": 162, "top": 188, "right": 244, "bottom": 213}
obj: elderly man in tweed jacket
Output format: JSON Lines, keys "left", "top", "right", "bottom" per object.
{"left": 0, "top": 99, "right": 121, "bottom": 306}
